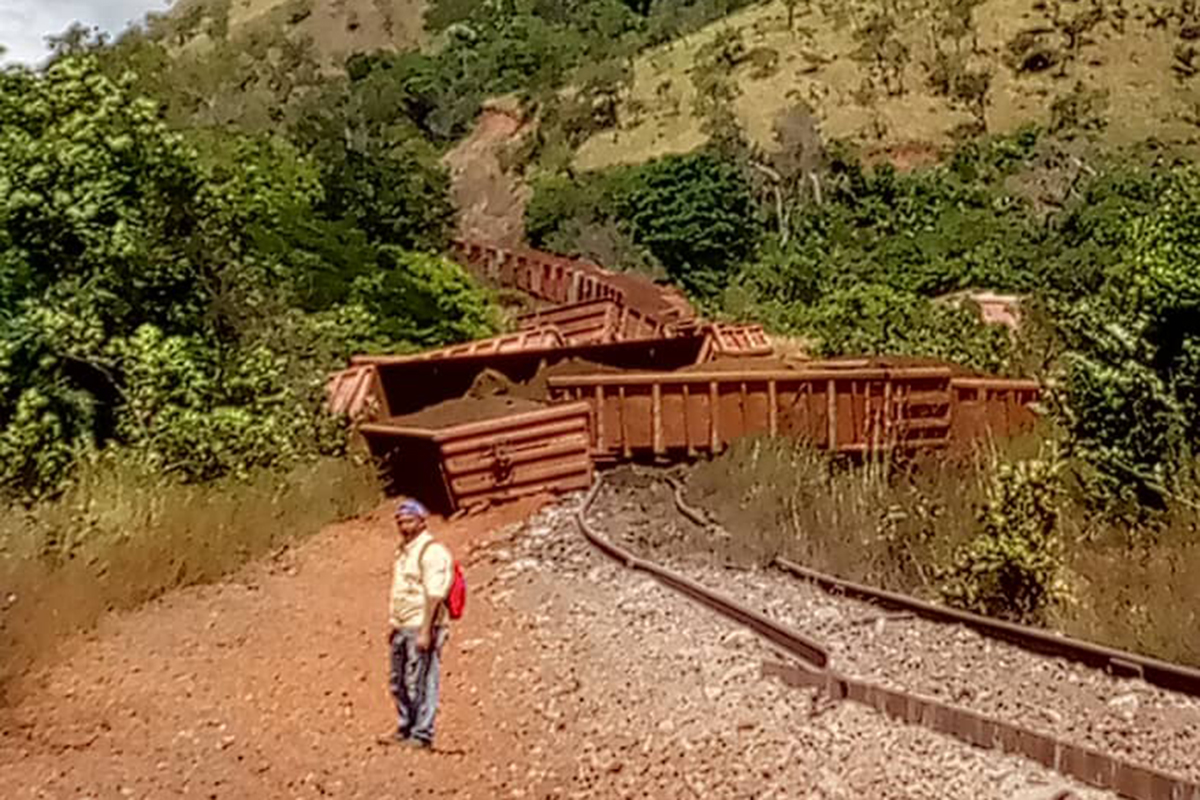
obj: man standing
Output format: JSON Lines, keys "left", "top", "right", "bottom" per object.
{"left": 382, "top": 498, "right": 453, "bottom": 750}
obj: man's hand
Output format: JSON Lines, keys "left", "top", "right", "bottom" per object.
{"left": 416, "top": 626, "right": 432, "bottom": 651}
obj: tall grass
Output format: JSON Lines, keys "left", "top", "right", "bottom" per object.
{"left": 687, "top": 437, "right": 982, "bottom": 594}
{"left": 686, "top": 436, "right": 1200, "bottom": 667}
{"left": 1055, "top": 519, "right": 1200, "bottom": 666}
{"left": 0, "top": 454, "right": 380, "bottom": 696}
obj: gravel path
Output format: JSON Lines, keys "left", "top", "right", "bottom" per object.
{"left": 584, "top": 473, "right": 1200, "bottom": 785}
{"left": 494, "top": 495, "right": 1116, "bottom": 799}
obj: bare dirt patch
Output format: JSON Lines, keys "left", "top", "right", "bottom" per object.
{"left": 0, "top": 479, "right": 1150, "bottom": 799}
{"left": 0, "top": 496, "right": 562, "bottom": 800}
{"left": 444, "top": 100, "right": 535, "bottom": 247}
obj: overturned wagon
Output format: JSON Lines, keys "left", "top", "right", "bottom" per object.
{"left": 515, "top": 298, "right": 670, "bottom": 345}
{"left": 359, "top": 402, "right": 594, "bottom": 515}
{"left": 546, "top": 366, "right": 1039, "bottom": 461}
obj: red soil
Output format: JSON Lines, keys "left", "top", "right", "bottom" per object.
{"left": 0, "top": 497, "right": 567, "bottom": 799}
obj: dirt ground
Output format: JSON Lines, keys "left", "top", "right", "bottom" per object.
{"left": 0, "top": 476, "right": 1134, "bottom": 800}
{"left": 444, "top": 101, "right": 533, "bottom": 248}
{"left": 0, "top": 496, "right": 564, "bottom": 800}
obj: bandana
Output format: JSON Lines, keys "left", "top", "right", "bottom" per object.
{"left": 394, "top": 498, "right": 429, "bottom": 520}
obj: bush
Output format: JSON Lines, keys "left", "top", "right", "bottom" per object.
{"left": 612, "top": 151, "right": 759, "bottom": 296}
{"left": 0, "top": 56, "right": 501, "bottom": 498}
{"left": 940, "top": 451, "right": 1068, "bottom": 623}
{"left": 353, "top": 248, "right": 498, "bottom": 347}
{"left": 792, "top": 283, "right": 1014, "bottom": 374}
{"left": 686, "top": 437, "right": 978, "bottom": 588}
{"left": 1056, "top": 165, "right": 1200, "bottom": 490}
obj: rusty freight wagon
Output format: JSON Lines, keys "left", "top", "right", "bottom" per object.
{"left": 545, "top": 366, "right": 1039, "bottom": 461}
{"left": 351, "top": 335, "right": 713, "bottom": 418}
{"left": 449, "top": 239, "right": 696, "bottom": 325}
{"left": 515, "top": 298, "right": 671, "bottom": 345}
{"left": 359, "top": 402, "right": 594, "bottom": 515}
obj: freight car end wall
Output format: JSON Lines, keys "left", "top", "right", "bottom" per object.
{"left": 515, "top": 299, "right": 671, "bottom": 345}
{"left": 360, "top": 403, "right": 594, "bottom": 514}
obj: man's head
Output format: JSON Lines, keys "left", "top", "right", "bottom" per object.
{"left": 394, "top": 498, "right": 429, "bottom": 540}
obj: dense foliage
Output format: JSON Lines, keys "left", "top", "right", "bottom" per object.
{"left": 1058, "top": 166, "right": 1200, "bottom": 490}
{"left": 528, "top": 150, "right": 758, "bottom": 293}
{"left": 940, "top": 452, "right": 1067, "bottom": 623}
{"left": 0, "top": 56, "right": 496, "bottom": 500}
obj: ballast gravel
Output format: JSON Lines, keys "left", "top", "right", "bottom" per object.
{"left": 479, "top": 494, "right": 1117, "bottom": 799}
{"left": 577, "top": 474, "right": 1200, "bottom": 786}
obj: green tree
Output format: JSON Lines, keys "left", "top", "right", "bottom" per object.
{"left": 0, "top": 56, "right": 496, "bottom": 498}
{"left": 352, "top": 249, "right": 497, "bottom": 346}
{"left": 613, "top": 152, "right": 758, "bottom": 296}
{"left": 1059, "top": 166, "right": 1200, "bottom": 487}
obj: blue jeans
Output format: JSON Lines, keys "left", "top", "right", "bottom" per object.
{"left": 389, "top": 627, "right": 447, "bottom": 745}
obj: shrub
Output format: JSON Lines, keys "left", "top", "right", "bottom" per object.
{"left": 940, "top": 450, "right": 1068, "bottom": 623}
{"left": 799, "top": 284, "right": 1013, "bottom": 373}
{"left": 613, "top": 151, "right": 759, "bottom": 296}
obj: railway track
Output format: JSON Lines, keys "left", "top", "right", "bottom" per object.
{"left": 665, "top": 476, "right": 1200, "bottom": 700}
{"left": 573, "top": 473, "right": 1200, "bottom": 800}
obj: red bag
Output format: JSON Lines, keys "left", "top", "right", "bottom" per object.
{"left": 421, "top": 540, "right": 466, "bottom": 620}
{"left": 446, "top": 560, "right": 467, "bottom": 620}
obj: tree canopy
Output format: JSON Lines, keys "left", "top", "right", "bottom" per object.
{"left": 0, "top": 56, "right": 496, "bottom": 500}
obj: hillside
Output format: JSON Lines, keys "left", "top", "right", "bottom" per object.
{"left": 575, "top": 0, "right": 1200, "bottom": 170}
{"left": 155, "top": 0, "right": 425, "bottom": 62}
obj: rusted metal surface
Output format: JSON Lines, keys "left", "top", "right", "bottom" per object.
{"left": 515, "top": 299, "right": 672, "bottom": 345}
{"left": 325, "top": 364, "right": 387, "bottom": 421}
{"left": 951, "top": 377, "right": 1042, "bottom": 443}
{"left": 548, "top": 367, "right": 1041, "bottom": 459}
{"left": 359, "top": 402, "right": 594, "bottom": 515}
{"left": 574, "top": 476, "right": 829, "bottom": 669}
{"left": 772, "top": 556, "right": 1200, "bottom": 698}
{"left": 762, "top": 661, "right": 1200, "bottom": 800}
{"left": 348, "top": 328, "right": 566, "bottom": 365}
{"left": 450, "top": 239, "right": 627, "bottom": 307}
{"left": 547, "top": 367, "right": 966, "bottom": 459}
{"left": 517, "top": 299, "right": 624, "bottom": 345}
{"left": 355, "top": 335, "right": 710, "bottom": 418}
{"left": 449, "top": 239, "right": 696, "bottom": 325}
{"left": 696, "top": 323, "right": 774, "bottom": 360}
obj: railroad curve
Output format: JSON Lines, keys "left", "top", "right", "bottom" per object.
{"left": 573, "top": 473, "right": 1200, "bottom": 800}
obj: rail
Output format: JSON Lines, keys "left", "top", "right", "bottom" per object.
{"left": 772, "top": 556, "right": 1200, "bottom": 697}
{"left": 574, "top": 476, "right": 829, "bottom": 669}
{"left": 667, "top": 478, "right": 1200, "bottom": 697}
{"left": 575, "top": 476, "right": 1200, "bottom": 800}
